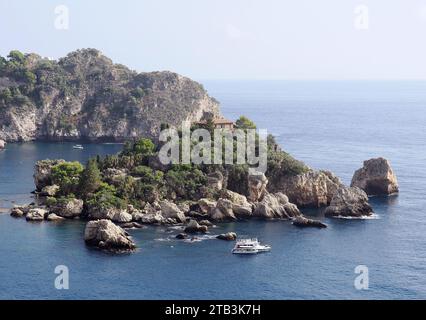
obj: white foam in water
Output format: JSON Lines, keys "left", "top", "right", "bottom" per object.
{"left": 331, "top": 213, "right": 380, "bottom": 220}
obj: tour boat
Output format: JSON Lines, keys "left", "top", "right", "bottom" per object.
{"left": 231, "top": 238, "right": 271, "bottom": 254}
{"left": 73, "top": 144, "right": 84, "bottom": 150}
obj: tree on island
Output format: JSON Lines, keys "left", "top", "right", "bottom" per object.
{"left": 79, "top": 159, "right": 102, "bottom": 198}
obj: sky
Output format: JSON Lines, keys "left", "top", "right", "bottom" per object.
{"left": 1, "top": 0, "right": 426, "bottom": 80}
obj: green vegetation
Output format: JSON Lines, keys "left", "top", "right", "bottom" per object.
{"left": 51, "top": 162, "right": 84, "bottom": 195}
{"left": 43, "top": 116, "right": 308, "bottom": 212}
{"left": 79, "top": 159, "right": 102, "bottom": 197}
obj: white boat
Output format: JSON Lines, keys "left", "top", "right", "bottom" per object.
{"left": 73, "top": 144, "right": 84, "bottom": 150}
{"left": 231, "top": 238, "right": 271, "bottom": 254}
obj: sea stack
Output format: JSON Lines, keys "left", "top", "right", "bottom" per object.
{"left": 351, "top": 157, "right": 399, "bottom": 196}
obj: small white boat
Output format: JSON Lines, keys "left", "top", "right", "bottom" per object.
{"left": 72, "top": 144, "right": 84, "bottom": 150}
{"left": 231, "top": 238, "right": 271, "bottom": 254}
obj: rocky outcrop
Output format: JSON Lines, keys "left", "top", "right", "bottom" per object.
{"left": 0, "top": 139, "right": 5, "bottom": 149}
{"left": 184, "top": 219, "right": 208, "bottom": 234}
{"left": 10, "top": 207, "right": 24, "bottom": 218}
{"left": 351, "top": 157, "right": 399, "bottom": 196}
{"left": 176, "top": 233, "right": 189, "bottom": 240}
{"left": 84, "top": 219, "right": 136, "bottom": 252}
{"left": 160, "top": 200, "right": 186, "bottom": 223}
{"left": 248, "top": 173, "right": 268, "bottom": 202}
{"left": 206, "top": 171, "right": 224, "bottom": 191}
{"left": 252, "top": 192, "right": 301, "bottom": 219}
{"left": 40, "top": 185, "right": 60, "bottom": 197}
{"left": 220, "top": 190, "right": 252, "bottom": 217}
{"left": 87, "top": 207, "right": 132, "bottom": 223}
{"left": 51, "top": 198, "right": 84, "bottom": 218}
{"left": 272, "top": 170, "right": 343, "bottom": 208}
{"left": 198, "top": 198, "right": 217, "bottom": 214}
{"left": 33, "top": 160, "right": 65, "bottom": 191}
{"left": 26, "top": 208, "right": 47, "bottom": 221}
{"left": 209, "top": 198, "right": 237, "bottom": 221}
{"left": 216, "top": 232, "right": 237, "bottom": 241}
{"left": 292, "top": 216, "right": 327, "bottom": 228}
{"left": 47, "top": 213, "right": 65, "bottom": 221}
{"left": 325, "top": 187, "right": 373, "bottom": 218}
{"left": 0, "top": 49, "right": 220, "bottom": 143}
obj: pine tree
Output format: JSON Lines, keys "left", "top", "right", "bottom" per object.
{"left": 79, "top": 159, "right": 102, "bottom": 198}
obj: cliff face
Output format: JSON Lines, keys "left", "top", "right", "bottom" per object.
{"left": 0, "top": 49, "right": 220, "bottom": 142}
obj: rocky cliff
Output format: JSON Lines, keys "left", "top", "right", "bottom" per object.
{"left": 0, "top": 49, "right": 220, "bottom": 142}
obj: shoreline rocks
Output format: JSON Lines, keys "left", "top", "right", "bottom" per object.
{"left": 271, "top": 170, "right": 343, "bottom": 208}
{"left": 51, "top": 198, "right": 84, "bottom": 219}
{"left": 292, "top": 216, "right": 327, "bottom": 228}
{"left": 34, "top": 159, "right": 65, "bottom": 191}
{"left": 325, "top": 186, "right": 373, "bottom": 218}
{"left": 253, "top": 192, "right": 301, "bottom": 219}
{"left": 351, "top": 157, "right": 399, "bottom": 196}
{"left": 216, "top": 232, "right": 237, "bottom": 241}
{"left": 26, "top": 208, "right": 47, "bottom": 221}
{"left": 0, "top": 139, "right": 6, "bottom": 149}
{"left": 84, "top": 219, "right": 136, "bottom": 252}
{"left": 184, "top": 220, "right": 208, "bottom": 234}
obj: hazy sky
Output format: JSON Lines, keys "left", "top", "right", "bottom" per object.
{"left": 1, "top": 0, "right": 426, "bottom": 80}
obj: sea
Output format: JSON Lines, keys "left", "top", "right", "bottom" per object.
{"left": 0, "top": 80, "right": 425, "bottom": 299}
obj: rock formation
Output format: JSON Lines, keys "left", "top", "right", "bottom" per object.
{"left": 84, "top": 219, "right": 136, "bottom": 251}
{"left": 33, "top": 159, "right": 65, "bottom": 191}
{"left": 0, "top": 139, "right": 5, "bottom": 149}
{"left": 248, "top": 173, "right": 268, "bottom": 202}
{"left": 0, "top": 49, "right": 220, "bottom": 142}
{"left": 325, "top": 186, "right": 373, "bottom": 218}
{"left": 51, "top": 198, "right": 84, "bottom": 218}
{"left": 252, "top": 192, "right": 301, "bottom": 219}
{"left": 160, "top": 200, "right": 186, "bottom": 223}
{"left": 216, "top": 232, "right": 237, "bottom": 241}
{"left": 351, "top": 157, "right": 399, "bottom": 196}
{"left": 26, "top": 208, "right": 47, "bottom": 221}
{"left": 292, "top": 216, "right": 327, "bottom": 228}
{"left": 270, "top": 170, "right": 343, "bottom": 208}
{"left": 184, "top": 219, "right": 208, "bottom": 233}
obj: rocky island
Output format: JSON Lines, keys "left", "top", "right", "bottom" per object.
{"left": 2, "top": 49, "right": 399, "bottom": 252}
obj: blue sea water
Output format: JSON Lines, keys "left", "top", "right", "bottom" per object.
{"left": 1, "top": 81, "right": 426, "bottom": 299}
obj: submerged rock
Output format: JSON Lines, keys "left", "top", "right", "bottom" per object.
{"left": 292, "top": 216, "right": 327, "bottom": 228}
{"left": 84, "top": 219, "right": 136, "bottom": 252}
{"left": 325, "top": 186, "right": 373, "bottom": 218}
{"left": 176, "top": 233, "right": 189, "bottom": 240}
{"left": 216, "top": 232, "right": 237, "bottom": 241}
{"left": 351, "top": 157, "right": 399, "bottom": 196}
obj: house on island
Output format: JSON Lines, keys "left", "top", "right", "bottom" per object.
{"left": 197, "top": 117, "right": 235, "bottom": 130}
